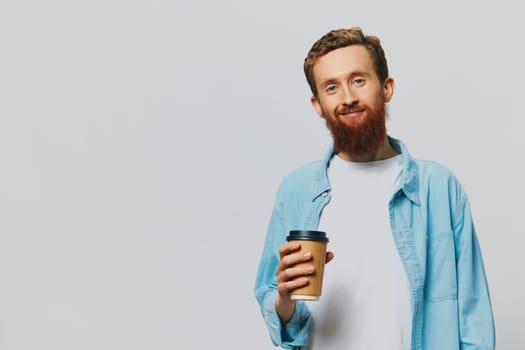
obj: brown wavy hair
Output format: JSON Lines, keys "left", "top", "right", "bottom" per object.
{"left": 304, "top": 27, "right": 389, "bottom": 97}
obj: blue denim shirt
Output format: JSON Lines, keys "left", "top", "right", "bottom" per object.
{"left": 254, "top": 137, "right": 495, "bottom": 350}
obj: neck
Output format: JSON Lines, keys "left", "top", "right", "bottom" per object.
{"left": 336, "top": 137, "right": 399, "bottom": 162}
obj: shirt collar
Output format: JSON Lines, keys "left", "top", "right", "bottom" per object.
{"left": 313, "top": 136, "right": 420, "bottom": 205}
{"left": 389, "top": 136, "right": 420, "bottom": 205}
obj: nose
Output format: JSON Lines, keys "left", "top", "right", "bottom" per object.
{"left": 342, "top": 85, "right": 357, "bottom": 106}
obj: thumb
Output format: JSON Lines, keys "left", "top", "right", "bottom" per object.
{"left": 325, "top": 251, "right": 335, "bottom": 264}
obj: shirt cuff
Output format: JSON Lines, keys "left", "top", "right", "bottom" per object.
{"left": 262, "top": 292, "right": 311, "bottom": 349}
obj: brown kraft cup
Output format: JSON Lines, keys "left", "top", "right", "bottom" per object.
{"left": 286, "top": 230, "right": 329, "bottom": 301}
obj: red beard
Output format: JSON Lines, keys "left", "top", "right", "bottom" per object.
{"left": 325, "top": 102, "right": 387, "bottom": 158}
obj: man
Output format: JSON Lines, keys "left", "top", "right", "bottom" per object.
{"left": 254, "top": 28, "right": 495, "bottom": 350}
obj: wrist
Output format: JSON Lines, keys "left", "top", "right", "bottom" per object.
{"left": 275, "top": 295, "right": 296, "bottom": 325}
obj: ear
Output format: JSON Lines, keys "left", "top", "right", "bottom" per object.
{"left": 383, "top": 77, "right": 395, "bottom": 103}
{"left": 311, "top": 95, "right": 325, "bottom": 119}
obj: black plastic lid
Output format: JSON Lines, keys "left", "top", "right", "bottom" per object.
{"left": 287, "top": 230, "right": 329, "bottom": 242}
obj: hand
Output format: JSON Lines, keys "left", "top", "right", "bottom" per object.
{"left": 275, "top": 241, "right": 334, "bottom": 323}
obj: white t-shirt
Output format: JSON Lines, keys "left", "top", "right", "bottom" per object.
{"left": 304, "top": 154, "right": 412, "bottom": 350}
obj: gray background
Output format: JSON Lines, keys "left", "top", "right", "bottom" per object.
{"left": 1, "top": 0, "right": 523, "bottom": 349}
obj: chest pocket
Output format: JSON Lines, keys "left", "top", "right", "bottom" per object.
{"left": 424, "top": 231, "right": 458, "bottom": 302}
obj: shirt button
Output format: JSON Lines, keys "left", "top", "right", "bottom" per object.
{"left": 322, "top": 192, "right": 328, "bottom": 197}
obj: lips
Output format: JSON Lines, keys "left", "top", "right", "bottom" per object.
{"left": 338, "top": 107, "right": 365, "bottom": 118}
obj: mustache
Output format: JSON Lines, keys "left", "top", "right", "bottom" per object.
{"left": 337, "top": 103, "right": 365, "bottom": 114}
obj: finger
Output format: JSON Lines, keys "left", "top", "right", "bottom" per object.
{"left": 276, "top": 251, "right": 312, "bottom": 274}
{"left": 325, "top": 251, "right": 335, "bottom": 264}
{"left": 277, "top": 276, "right": 309, "bottom": 295}
{"left": 277, "top": 265, "right": 315, "bottom": 283}
{"left": 279, "top": 241, "right": 301, "bottom": 259}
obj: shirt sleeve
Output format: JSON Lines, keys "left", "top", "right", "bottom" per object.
{"left": 453, "top": 193, "right": 495, "bottom": 349}
{"left": 254, "top": 186, "right": 311, "bottom": 349}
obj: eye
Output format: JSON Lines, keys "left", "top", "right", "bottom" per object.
{"left": 353, "top": 78, "right": 365, "bottom": 86}
{"left": 326, "top": 85, "right": 337, "bottom": 94}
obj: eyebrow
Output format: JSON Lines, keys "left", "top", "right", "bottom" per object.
{"left": 320, "top": 79, "right": 338, "bottom": 89}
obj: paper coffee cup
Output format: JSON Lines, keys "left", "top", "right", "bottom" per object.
{"left": 286, "top": 230, "right": 329, "bottom": 301}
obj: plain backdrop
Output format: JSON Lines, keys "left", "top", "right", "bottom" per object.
{"left": 1, "top": 0, "right": 523, "bottom": 349}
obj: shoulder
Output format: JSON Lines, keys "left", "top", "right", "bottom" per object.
{"left": 414, "top": 158, "right": 456, "bottom": 180}
{"left": 412, "top": 158, "right": 467, "bottom": 207}
{"left": 283, "top": 160, "right": 323, "bottom": 184}
{"left": 275, "top": 159, "right": 325, "bottom": 200}
{"left": 392, "top": 137, "right": 469, "bottom": 209}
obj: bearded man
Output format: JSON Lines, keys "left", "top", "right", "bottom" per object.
{"left": 254, "top": 28, "right": 495, "bottom": 350}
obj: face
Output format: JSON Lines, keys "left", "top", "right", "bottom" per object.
{"left": 311, "top": 45, "right": 394, "bottom": 158}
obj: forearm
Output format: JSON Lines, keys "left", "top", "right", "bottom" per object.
{"left": 455, "top": 199, "right": 495, "bottom": 348}
{"left": 255, "top": 184, "right": 312, "bottom": 347}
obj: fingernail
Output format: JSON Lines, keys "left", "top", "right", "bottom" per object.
{"left": 304, "top": 252, "right": 311, "bottom": 258}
